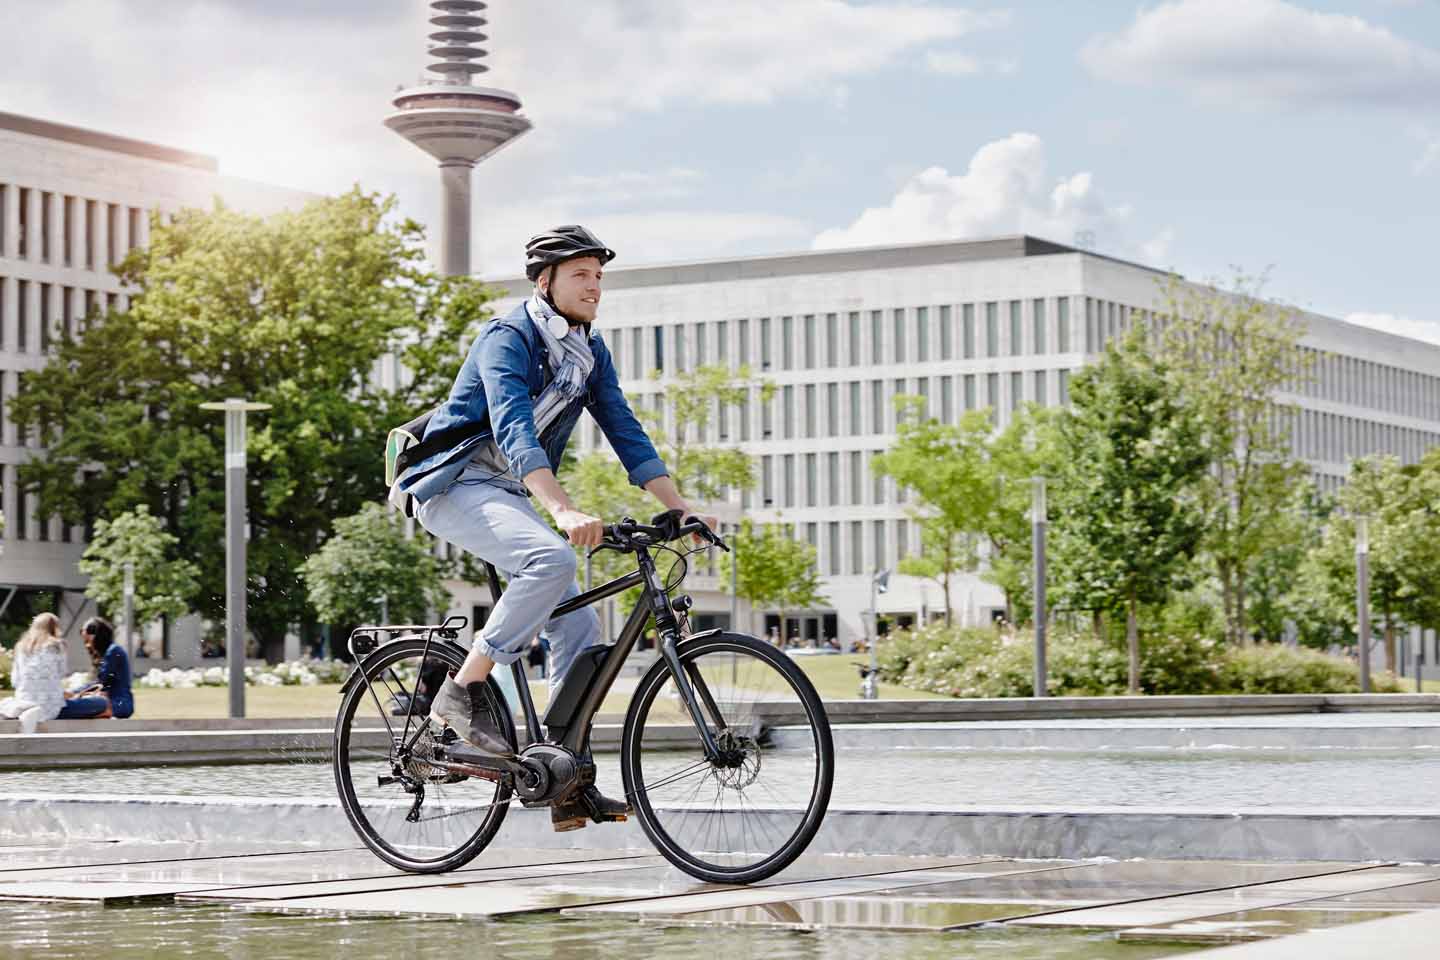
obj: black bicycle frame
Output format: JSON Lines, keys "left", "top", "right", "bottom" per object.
{"left": 484, "top": 543, "right": 726, "bottom": 762}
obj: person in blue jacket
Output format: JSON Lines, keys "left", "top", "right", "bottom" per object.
{"left": 60, "top": 617, "right": 133, "bottom": 719}
{"left": 395, "top": 225, "right": 714, "bottom": 831}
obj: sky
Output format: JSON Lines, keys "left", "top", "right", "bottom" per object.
{"left": 3, "top": 0, "right": 1438, "bottom": 344}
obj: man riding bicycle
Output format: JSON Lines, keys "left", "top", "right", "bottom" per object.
{"left": 395, "top": 225, "right": 715, "bottom": 831}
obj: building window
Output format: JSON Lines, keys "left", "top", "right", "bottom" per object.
{"left": 939, "top": 305, "right": 953, "bottom": 360}
{"left": 849, "top": 451, "right": 862, "bottom": 505}
{"left": 896, "top": 519, "right": 909, "bottom": 564}
{"left": 84, "top": 199, "right": 96, "bottom": 269}
{"left": 825, "top": 313, "right": 838, "bottom": 367}
{"left": 1057, "top": 298, "right": 1070, "bottom": 353}
{"left": 106, "top": 203, "right": 118, "bottom": 266}
{"left": 128, "top": 206, "right": 141, "bottom": 252}
{"left": 849, "top": 381, "right": 861, "bottom": 434}
{"left": 17, "top": 280, "right": 28, "bottom": 352}
{"left": 62, "top": 195, "right": 74, "bottom": 266}
{"left": 1059, "top": 369, "right": 1071, "bottom": 405}
{"left": 739, "top": 396, "right": 751, "bottom": 441}
{"left": 827, "top": 451, "right": 839, "bottom": 505}
{"left": 782, "top": 316, "right": 794, "bottom": 370}
{"left": 893, "top": 308, "right": 905, "bottom": 363}
{"left": 851, "top": 521, "right": 864, "bottom": 575}
{"left": 873, "top": 521, "right": 886, "bottom": 573}
{"left": 828, "top": 521, "right": 841, "bottom": 575}
{"left": 987, "top": 373, "right": 999, "bottom": 420}
{"left": 942, "top": 376, "right": 954, "bottom": 422}
{"left": 760, "top": 317, "right": 772, "bottom": 370}
{"left": 762, "top": 456, "right": 774, "bottom": 506}
{"left": 694, "top": 321, "right": 706, "bottom": 367}
{"left": 803, "top": 314, "right": 816, "bottom": 368}
{"left": 1010, "top": 301, "right": 1022, "bottom": 356}
{"left": 762, "top": 393, "right": 774, "bottom": 438}
{"left": 916, "top": 377, "right": 930, "bottom": 418}
{"left": 0, "top": 184, "right": 7, "bottom": 257}
{"left": 654, "top": 326, "right": 665, "bottom": 373}
{"left": 673, "top": 323, "right": 685, "bottom": 371}
{"left": 737, "top": 317, "right": 749, "bottom": 366}
{"left": 717, "top": 320, "right": 728, "bottom": 366}
{"left": 848, "top": 311, "right": 860, "bottom": 366}
{"left": 871, "top": 380, "right": 884, "bottom": 433}
{"left": 783, "top": 385, "right": 795, "bottom": 438}
{"left": 1033, "top": 299, "right": 1047, "bottom": 354}
{"left": 1034, "top": 370, "right": 1047, "bottom": 406}
{"left": 805, "top": 453, "right": 817, "bottom": 507}
{"left": 916, "top": 306, "right": 929, "bottom": 362}
{"left": 1010, "top": 371, "right": 1023, "bottom": 413}
{"left": 1085, "top": 298, "right": 1096, "bottom": 352}
{"left": 804, "top": 383, "right": 816, "bottom": 435}
{"left": 985, "top": 302, "right": 999, "bottom": 357}
{"left": 964, "top": 373, "right": 976, "bottom": 410}
{"left": 783, "top": 453, "right": 795, "bottom": 507}
{"left": 826, "top": 383, "right": 839, "bottom": 437}
{"left": 870, "top": 310, "right": 883, "bottom": 364}
{"left": 871, "top": 452, "right": 884, "bottom": 504}
{"left": 17, "top": 187, "right": 29, "bottom": 258}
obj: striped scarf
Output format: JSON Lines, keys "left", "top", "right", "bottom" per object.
{"left": 528, "top": 293, "right": 596, "bottom": 434}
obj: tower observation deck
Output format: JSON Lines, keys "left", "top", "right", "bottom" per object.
{"left": 385, "top": 0, "right": 531, "bottom": 276}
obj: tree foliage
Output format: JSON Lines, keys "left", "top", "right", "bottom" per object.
{"left": 1050, "top": 329, "right": 1210, "bottom": 691}
{"left": 13, "top": 190, "right": 495, "bottom": 649}
{"left": 78, "top": 504, "right": 200, "bottom": 628}
{"left": 1156, "top": 273, "right": 1312, "bottom": 644}
{"left": 717, "top": 517, "right": 826, "bottom": 639}
{"left": 300, "top": 502, "right": 452, "bottom": 627}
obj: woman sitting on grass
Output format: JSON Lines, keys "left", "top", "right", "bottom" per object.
{"left": 0, "top": 612, "right": 68, "bottom": 733}
{"left": 59, "top": 617, "right": 133, "bottom": 720}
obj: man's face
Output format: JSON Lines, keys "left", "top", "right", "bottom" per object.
{"left": 542, "top": 256, "right": 603, "bottom": 324}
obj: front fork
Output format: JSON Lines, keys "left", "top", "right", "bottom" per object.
{"left": 643, "top": 555, "right": 727, "bottom": 763}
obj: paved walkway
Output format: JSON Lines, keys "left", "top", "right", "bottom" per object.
{"left": 3, "top": 840, "right": 1439, "bottom": 951}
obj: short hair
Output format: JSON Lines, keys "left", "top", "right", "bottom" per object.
{"left": 82, "top": 617, "right": 115, "bottom": 655}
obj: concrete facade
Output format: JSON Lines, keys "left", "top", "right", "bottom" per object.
{"left": 0, "top": 111, "right": 312, "bottom": 667}
{"left": 477, "top": 237, "right": 1440, "bottom": 650}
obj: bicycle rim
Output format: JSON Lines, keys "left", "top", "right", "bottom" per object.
{"left": 621, "top": 633, "right": 834, "bottom": 883}
{"left": 333, "top": 639, "right": 513, "bottom": 872}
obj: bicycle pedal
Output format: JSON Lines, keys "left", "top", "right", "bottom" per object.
{"left": 552, "top": 815, "right": 588, "bottom": 833}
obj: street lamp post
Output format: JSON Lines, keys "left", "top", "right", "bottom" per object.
{"left": 867, "top": 568, "right": 890, "bottom": 700}
{"left": 200, "top": 397, "right": 272, "bottom": 718}
{"left": 122, "top": 561, "right": 135, "bottom": 659}
{"left": 1355, "top": 515, "right": 1371, "bottom": 694}
{"left": 1031, "top": 477, "right": 1048, "bottom": 698}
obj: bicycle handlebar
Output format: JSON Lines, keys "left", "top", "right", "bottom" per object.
{"left": 561, "top": 508, "right": 730, "bottom": 555}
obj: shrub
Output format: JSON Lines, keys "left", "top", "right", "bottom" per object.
{"left": 880, "top": 624, "right": 1402, "bottom": 698}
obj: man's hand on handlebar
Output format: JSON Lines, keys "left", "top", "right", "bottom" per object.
{"left": 554, "top": 508, "right": 605, "bottom": 548}
{"left": 685, "top": 512, "right": 720, "bottom": 547}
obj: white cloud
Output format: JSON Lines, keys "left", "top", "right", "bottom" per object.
{"left": 490, "top": 2, "right": 1011, "bottom": 122}
{"left": 1081, "top": 0, "right": 1440, "bottom": 109}
{"left": 924, "top": 50, "right": 1019, "bottom": 76}
{"left": 813, "top": 133, "right": 1142, "bottom": 256}
{"left": 1412, "top": 125, "right": 1440, "bottom": 173}
{"left": 1141, "top": 227, "right": 1177, "bottom": 264}
{"left": 1344, "top": 312, "right": 1440, "bottom": 346}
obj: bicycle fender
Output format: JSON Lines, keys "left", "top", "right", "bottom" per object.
{"left": 336, "top": 634, "right": 462, "bottom": 698}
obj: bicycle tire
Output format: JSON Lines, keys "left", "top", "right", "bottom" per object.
{"left": 620, "top": 632, "right": 834, "bottom": 884}
{"left": 333, "top": 637, "right": 516, "bottom": 873}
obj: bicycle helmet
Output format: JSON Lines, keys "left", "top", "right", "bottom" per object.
{"left": 524, "top": 225, "right": 616, "bottom": 282}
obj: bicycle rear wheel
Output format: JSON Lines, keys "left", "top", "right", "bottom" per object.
{"left": 620, "top": 632, "right": 834, "bottom": 884}
{"left": 333, "top": 637, "right": 515, "bottom": 873}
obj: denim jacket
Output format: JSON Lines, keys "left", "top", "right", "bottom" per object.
{"left": 397, "top": 300, "right": 668, "bottom": 503}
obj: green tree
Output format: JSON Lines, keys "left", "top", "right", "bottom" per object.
{"left": 982, "top": 405, "right": 1065, "bottom": 626}
{"left": 13, "top": 190, "right": 494, "bottom": 658}
{"left": 1244, "top": 483, "right": 1325, "bottom": 644}
{"left": 873, "top": 400, "right": 991, "bottom": 627}
{"left": 1157, "top": 273, "right": 1313, "bottom": 645}
{"left": 1395, "top": 449, "right": 1440, "bottom": 639}
{"left": 300, "top": 502, "right": 452, "bottom": 628}
{"left": 1051, "top": 329, "right": 1210, "bottom": 692}
{"left": 78, "top": 504, "right": 200, "bottom": 629}
{"left": 718, "top": 517, "right": 826, "bottom": 641}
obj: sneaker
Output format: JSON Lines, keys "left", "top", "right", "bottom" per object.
{"left": 551, "top": 785, "right": 632, "bottom": 832}
{"left": 428, "top": 677, "right": 513, "bottom": 757}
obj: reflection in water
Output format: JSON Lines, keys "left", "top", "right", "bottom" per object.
{"left": 0, "top": 902, "right": 1202, "bottom": 960}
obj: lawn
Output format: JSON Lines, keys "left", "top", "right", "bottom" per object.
{"left": 2, "top": 652, "right": 943, "bottom": 722}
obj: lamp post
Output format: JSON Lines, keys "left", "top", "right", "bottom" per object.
{"left": 1031, "top": 477, "right": 1048, "bottom": 698}
{"left": 1355, "top": 515, "right": 1371, "bottom": 694}
{"left": 122, "top": 561, "right": 135, "bottom": 659}
{"left": 866, "top": 568, "right": 891, "bottom": 700}
{"left": 200, "top": 397, "right": 271, "bottom": 718}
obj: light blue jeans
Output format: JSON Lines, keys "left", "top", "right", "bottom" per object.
{"left": 416, "top": 465, "right": 603, "bottom": 691}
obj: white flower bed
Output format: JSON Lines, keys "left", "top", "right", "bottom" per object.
{"left": 137, "top": 656, "right": 351, "bottom": 689}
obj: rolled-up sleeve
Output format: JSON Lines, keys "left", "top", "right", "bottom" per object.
{"left": 587, "top": 339, "right": 669, "bottom": 488}
{"left": 478, "top": 326, "right": 550, "bottom": 481}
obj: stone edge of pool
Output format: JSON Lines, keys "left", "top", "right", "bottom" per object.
{"left": 5, "top": 794, "right": 1439, "bottom": 863}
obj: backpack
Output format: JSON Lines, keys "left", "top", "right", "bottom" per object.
{"left": 385, "top": 409, "right": 490, "bottom": 517}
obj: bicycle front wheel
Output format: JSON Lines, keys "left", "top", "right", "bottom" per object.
{"left": 333, "top": 637, "right": 515, "bottom": 873}
{"left": 620, "top": 632, "right": 834, "bottom": 883}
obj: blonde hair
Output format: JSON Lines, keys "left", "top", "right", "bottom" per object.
{"left": 17, "top": 612, "right": 64, "bottom": 657}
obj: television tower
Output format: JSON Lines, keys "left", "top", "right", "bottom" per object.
{"left": 386, "top": 1, "right": 531, "bottom": 276}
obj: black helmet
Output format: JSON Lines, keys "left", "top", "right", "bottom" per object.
{"left": 524, "top": 224, "right": 616, "bottom": 282}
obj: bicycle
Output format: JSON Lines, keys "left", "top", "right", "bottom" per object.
{"left": 332, "top": 509, "right": 834, "bottom": 884}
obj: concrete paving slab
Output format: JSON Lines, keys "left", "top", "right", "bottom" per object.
{"left": 1301, "top": 877, "right": 1440, "bottom": 908}
{"left": 1116, "top": 907, "right": 1409, "bottom": 944}
{"left": 1012, "top": 865, "right": 1438, "bottom": 929}
{"left": 0, "top": 843, "right": 358, "bottom": 876}
{"left": 1174, "top": 906, "right": 1440, "bottom": 958}
{"left": 0, "top": 880, "right": 224, "bottom": 902}
{"left": 179, "top": 856, "right": 663, "bottom": 902}
{"left": 646, "top": 897, "right": 1056, "bottom": 932}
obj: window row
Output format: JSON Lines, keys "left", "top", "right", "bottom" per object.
{"left": 603, "top": 298, "right": 1081, "bottom": 379}
{"left": 1290, "top": 406, "right": 1439, "bottom": 467}
{"left": 0, "top": 277, "right": 116, "bottom": 354}
{"left": 0, "top": 469, "right": 87, "bottom": 543}
{"left": 0, "top": 183, "right": 144, "bottom": 270}
{"left": 1295, "top": 347, "right": 1440, "bottom": 422}
{"left": 585, "top": 369, "right": 1075, "bottom": 452}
